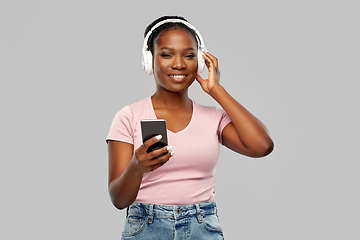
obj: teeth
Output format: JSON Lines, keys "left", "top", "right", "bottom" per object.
{"left": 170, "top": 75, "right": 186, "bottom": 79}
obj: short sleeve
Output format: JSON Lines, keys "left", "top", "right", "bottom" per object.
{"left": 217, "top": 110, "right": 232, "bottom": 145}
{"left": 106, "top": 106, "right": 134, "bottom": 144}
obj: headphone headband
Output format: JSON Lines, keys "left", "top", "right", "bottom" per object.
{"left": 143, "top": 19, "right": 205, "bottom": 51}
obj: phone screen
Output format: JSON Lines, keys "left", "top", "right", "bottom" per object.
{"left": 141, "top": 119, "right": 168, "bottom": 154}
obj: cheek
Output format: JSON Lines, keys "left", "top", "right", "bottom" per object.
{"left": 189, "top": 59, "right": 198, "bottom": 73}
{"left": 153, "top": 61, "right": 169, "bottom": 83}
{"left": 153, "top": 57, "right": 167, "bottom": 73}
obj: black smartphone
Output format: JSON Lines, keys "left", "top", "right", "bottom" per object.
{"left": 140, "top": 119, "right": 168, "bottom": 154}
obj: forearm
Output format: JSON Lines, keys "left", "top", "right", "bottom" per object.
{"left": 210, "top": 85, "right": 273, "bottom": 155}
{"left": 108, "top": 159, "right": 143, "bottom": 210}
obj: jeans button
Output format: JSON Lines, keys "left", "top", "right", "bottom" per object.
{"left": 176, "top": 208, "right": 181, "bottom": 214}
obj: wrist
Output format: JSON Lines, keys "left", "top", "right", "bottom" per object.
{"left": 128, "top": 158, "right": 144, "bottom": 178}
{"left": 208, "top": 84, "right": 224, "bottom": 98}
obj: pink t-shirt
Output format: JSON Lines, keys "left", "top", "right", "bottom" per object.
{"left": 106, "top": 97, "right": 231, "bottom": 205}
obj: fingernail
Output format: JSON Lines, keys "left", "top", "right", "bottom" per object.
{"left": 167, "top": 146, "right": 173, "bottom": 151}
{"left": 156, "top": 135, "right": 162, "bottom": 140}
{"left": 203, "top": 48, "right": 208, "bottom": 52}
{"left": 170, "top": 151, "right": 175, "bottom": 156}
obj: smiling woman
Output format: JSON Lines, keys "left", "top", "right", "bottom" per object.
{"left": 153, "top": 27, "right": 198, "bottom": 96}
{"left": 106, "top": 16, "right": 274, "bottom": 239}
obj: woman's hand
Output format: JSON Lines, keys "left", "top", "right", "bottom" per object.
{"left": 108, "top": 135, "right": 174, "bottom": 209}
{"left": 130, "top": 135, "right": 174, "bottom": 175}
{"left": 196, "top": 51, "right": 221, "bottom": 95}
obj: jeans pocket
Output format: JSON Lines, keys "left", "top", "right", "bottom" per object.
{"left": 203, "top": 213, "right": 223, "bottom": 233}
{"left": 122, "top": 214, "right": 147, "bottom": 238}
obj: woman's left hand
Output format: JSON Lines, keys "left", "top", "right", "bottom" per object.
{"left": 196, "top": 51, "right": 221, "bottom": 95}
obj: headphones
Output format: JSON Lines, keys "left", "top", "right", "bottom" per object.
{"left": 142, "top": 19, "right": 206, "bottom": 75}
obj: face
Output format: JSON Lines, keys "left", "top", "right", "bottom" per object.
{"left": 153, "top": 27, "right": 198, "bottom": 93}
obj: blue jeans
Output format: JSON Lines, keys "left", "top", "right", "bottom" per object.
{"left": 121, "top": 201, "right": 224, "bottom": 239}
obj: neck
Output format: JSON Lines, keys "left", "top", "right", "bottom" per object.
{"left": 151, "top": 89, "right": 191, "bottom": 109}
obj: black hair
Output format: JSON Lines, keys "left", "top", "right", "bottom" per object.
{"left": 144, "top": 16, "right": 199, "bottom": 54}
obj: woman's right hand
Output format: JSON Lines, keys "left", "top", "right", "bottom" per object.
{"left": 107, "top": 135, "right": 174, "bottom": 209}
{"left": 130, "top": 135, "right": 174, "bottom": 174}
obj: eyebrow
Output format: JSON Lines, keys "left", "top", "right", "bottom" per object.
{"left": 160, "top": 47, "right": 196, "bottom": 51}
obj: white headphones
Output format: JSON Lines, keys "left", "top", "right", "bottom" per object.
{"left": 142, "top": 19, "right": 206, "bottom": 75}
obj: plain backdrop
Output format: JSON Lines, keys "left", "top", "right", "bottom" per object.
{"left": 1, "top": 0, "right": 359, "bottom": 239}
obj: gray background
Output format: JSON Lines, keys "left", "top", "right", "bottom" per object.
{"left": 1, "top": 0, "right": 359, "bottom": 239}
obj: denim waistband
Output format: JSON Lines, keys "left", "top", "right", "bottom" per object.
{"left": 127, "top": 201, "right": 218, "bottom": 222}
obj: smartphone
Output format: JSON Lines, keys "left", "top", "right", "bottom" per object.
{"left": 140, "top": 119, "right": 168, "bottom": 154}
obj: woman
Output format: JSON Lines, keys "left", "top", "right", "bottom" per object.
{"left": 106, "top": 16, "right": 274, "bottom": 239}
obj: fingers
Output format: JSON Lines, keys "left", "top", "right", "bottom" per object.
{"left": 134, "top": 135, "right": 174, "bottom": 173}
{"left": 142, "top": 134, "right": 163, "bottom": 151}
{"left": 148, "top": 145, "right": 173, "bottom": 161}
{"left": 202, "top": 51, "right": 219, "bottom": 70}
{"left": 145, "top": 145, "right": 174, "bottom": 171}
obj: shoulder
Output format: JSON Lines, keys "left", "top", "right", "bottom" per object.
{"left": 193, "top": 101, "right": 226, "bottom": 118}
{"left": 107, "top": 97, "right": 151, "bottom": 142}
{"left": 192, "top": 101, "right": 231, "bottom": 135}
{"left": 115, "top": 97, "right": 150, "bottom": 119}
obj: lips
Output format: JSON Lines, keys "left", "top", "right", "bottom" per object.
{"left": 168, "top": 74, "right": 188, "bottom": 82}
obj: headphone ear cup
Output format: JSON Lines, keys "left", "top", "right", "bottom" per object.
{"left": 142, "top": 48, "right": 153, "bottom": 75}
{"left": 197, "top": 49, "right": 205, "bottom": 74}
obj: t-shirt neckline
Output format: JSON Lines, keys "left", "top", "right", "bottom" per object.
{"left": 148, "top": 96, "right": 195, "bottom": 134}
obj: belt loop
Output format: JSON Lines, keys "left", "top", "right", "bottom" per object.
{"left": 195, "top": 203, "right": 203, "bottom": 223}
{"left": 148, "top": 204, "right": 154, "bottom": 224}
{"left": 173, "top": 206, "right": 177, "bottom": 220}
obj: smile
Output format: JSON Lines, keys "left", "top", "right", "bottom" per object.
{"left": 169, "top": 75, "right": 187, "bottom": 78}
{"left": 168, "top": 74, "right": 187, "bottom": 81}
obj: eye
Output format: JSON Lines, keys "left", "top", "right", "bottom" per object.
{"left": 185, "top": 53, "right": 196, "bottom": 59}
{"left": 160, "top": 53, "right": 172, "bottom": 58}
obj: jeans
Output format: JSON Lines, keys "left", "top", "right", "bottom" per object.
{"left": 121, "top": 201, "right": 224, "bottom": 239}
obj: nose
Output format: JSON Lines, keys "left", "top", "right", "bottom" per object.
{"left": 171, "top": 55, "right": 186, "bottom": 70}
